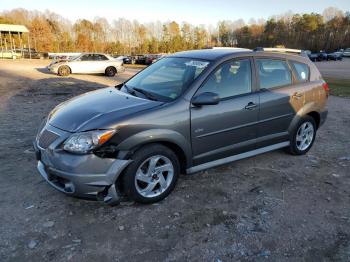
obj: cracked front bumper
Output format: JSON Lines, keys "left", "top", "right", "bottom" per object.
{"left": 47, "top": 66, "right": 58, "bottom": 74}
{"left": 33, "top": 124, "right": 131, "bottom": 205}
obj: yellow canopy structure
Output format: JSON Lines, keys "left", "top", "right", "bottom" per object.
{"left": 0, "top": 24, "right": 31, "bottom": 59}
{"left": 0, "top": 24, "right": 29, "bottom": 33}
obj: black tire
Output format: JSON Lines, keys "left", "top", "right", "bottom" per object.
{"left": 122, "top": 144, "right": 180, "bottom": 204}
{"left": 287, "top": 116, "right": 317, "bottom": 155}
{"left": 57, "top": 65, "right": 70, "bottom": 76}
{"left": 105, "top": 66, "right": 116, "bottom": 77}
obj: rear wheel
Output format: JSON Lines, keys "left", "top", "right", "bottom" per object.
{"left": 57, "top": 65, "right": 70, "bottom": 76}
{"left": 105, "top": 66, "right": 116, "bottom": 77}
{"left": 287, "top": 116, "right": 316, "bottom": 155}
{"left": 122, "top": 144, "right": 179, "bottom": 204}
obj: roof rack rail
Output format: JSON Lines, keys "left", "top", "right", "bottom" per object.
{"left": 254, "top": 47, "right": 302, "bottom": 53}
{"left": 211, "top": 47, "right": 251, "bottom": 51}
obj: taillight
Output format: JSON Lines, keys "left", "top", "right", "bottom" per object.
{"left": 322, "top": 81, "right": 329, "bottom": 97}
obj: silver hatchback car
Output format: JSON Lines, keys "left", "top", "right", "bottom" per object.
{"left": 34, "top": 49, "right": 328, "bottom": 205}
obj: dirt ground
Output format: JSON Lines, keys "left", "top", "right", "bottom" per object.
{"left": 0, "top": 59, "right": 349, "bottom": 262}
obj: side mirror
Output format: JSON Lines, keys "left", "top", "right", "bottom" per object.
{"left": 192, "top": 92, "right": 220, "bottom": 107}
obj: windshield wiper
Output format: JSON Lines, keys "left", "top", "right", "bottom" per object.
{"left": 124, "top": 84, "right": 161, "bottom": 101}
{"left": 123, "top": 84, "right": 137, "bottom": 96}
{"left": 133, "top": 87, "right": 159, "bottom": 101}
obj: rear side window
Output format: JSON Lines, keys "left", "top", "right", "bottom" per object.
{"left": 256, "top": 59, "right": 292, "bottom": 89}
{"left": 291, "top": 61, "right": 309, "bottom": 82}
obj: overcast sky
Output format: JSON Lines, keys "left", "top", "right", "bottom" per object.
{"left": 2, "top": 0, "right": 350, "bottom": 25}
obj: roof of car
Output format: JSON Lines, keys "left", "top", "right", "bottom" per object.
{"left": 171, "top": 48, "right": 312, "bottom": 65}
{"left": 171, "top": 48, "right": 253, "bottom": 61}
{"left": 80, "top": 53, "right": 108, "bottom": 55}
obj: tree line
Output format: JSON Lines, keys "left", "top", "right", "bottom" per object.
{"left": 0, "top": 7, "right": 349, "bottom": 54}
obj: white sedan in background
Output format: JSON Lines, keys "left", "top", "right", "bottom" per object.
{"left": 48, "top": 53, "right": 124, "bottom": 77}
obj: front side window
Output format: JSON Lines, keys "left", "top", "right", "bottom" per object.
{"left": 125, "top": 57, "right": 209, "bottom": 101}
{"left": 197, "top": 59, "right": 252, "bottom": 99}
{"left": 291, "top": 61, "right": 309, "bottom": 82}
{"left": 256, "top": 59, "right": 292, "bottom": 89}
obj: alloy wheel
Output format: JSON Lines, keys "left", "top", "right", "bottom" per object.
{"left": 296, "top": 121, "right": 314, "bottom": 151}
{"left": 134, "top": 155, "right": 174, "bottom": 198}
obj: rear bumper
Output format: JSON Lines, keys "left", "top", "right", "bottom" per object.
{"left": 33, "top": 125, "right": 131, "bottom": 205}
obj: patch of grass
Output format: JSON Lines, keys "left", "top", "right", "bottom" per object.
{"left": 324, "top": 78, "right": 350, "bottom": 97}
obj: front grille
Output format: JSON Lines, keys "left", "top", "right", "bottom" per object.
{"left": 38, "top": 129, "right": 59, "bottom": 149}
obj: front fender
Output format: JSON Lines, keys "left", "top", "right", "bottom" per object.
{"left": 115, "top": 129, "right": 192, "bottom": 167}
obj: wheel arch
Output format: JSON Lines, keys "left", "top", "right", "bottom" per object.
{"left": 58, "top": 64, "right": 71, "bottom": 73}
{"left": 105, "top": 65, "right": 117, "bottom": 73}
{"left": 116, "top": 129, "right": 192, "bottom": 173}
{"left": 288, "top": 103, "right": 321, "bottom": 133}
{"left": 306, "top": 111, "right": 320, "bottom": 129}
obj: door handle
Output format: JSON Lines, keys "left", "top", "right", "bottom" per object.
{"left": 292, "top": 92, "right": 303, "bottom": 99}
{"left": 244, "top": 102, "right": 257, "bottom": 110}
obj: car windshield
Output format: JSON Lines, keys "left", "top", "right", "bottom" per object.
{"left": 70, "top": 55, "right": 81, "bottom": 61}
{"left": 124, "top": 57, "right": 210, "bottom": 101}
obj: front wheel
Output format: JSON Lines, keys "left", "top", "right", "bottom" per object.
{"left": 122, "top": 144, "right": 180, "bottom": 204}
{"left": 57, "top": 65, "right": 70, "bottom": 76}
{"left": 105, "top": 66, "right": 116, "bottom": 77}
{"left": 287, "top": 116, "right": 316, "bottom": 155}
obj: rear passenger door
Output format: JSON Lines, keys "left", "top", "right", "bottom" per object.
{"left": 92, "top": 54, "right": 109, "bottom": 73}
{"left": 255, "top": 58, "right": 307, "bottom": 147}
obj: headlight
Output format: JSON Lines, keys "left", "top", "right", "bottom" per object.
{"left": 63, "top": 129, "right": 115, "bottom": 154}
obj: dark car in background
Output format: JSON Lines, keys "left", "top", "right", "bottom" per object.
{"left": 327, "top": 51, "right": 343, "bottom": 61}
{"left": 306, "top": 50, "right": 328, "bottom": 62}
{"left": 135, "top": 55, "right": 147, "bottom": 64}
{"left": 316, "top": 51, "right": 328, "bottom": 61}
{"left": 304, "top": 50, "right": 318, "bottom": 62}
{"left": 145, "top": 54, "right": 163, "bottom": 65}
{"left": 131, "top": 54, "right": 165, "bottom": 65}
{"left": 34, "top": 48, "right": 328, "bottom": 206}
{"left": 119, "top": 56, "right": 135, "bottom": 64}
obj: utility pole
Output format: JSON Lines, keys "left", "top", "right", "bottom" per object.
{"left": 27, "top": 33, "right": 31, "bottom": 59}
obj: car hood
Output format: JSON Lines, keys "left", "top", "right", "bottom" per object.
{"left": 48, "top": 87, "right": 163, "bottom": 132}
{"left": 48, "top": 60, "right": 67, "bottom": 67}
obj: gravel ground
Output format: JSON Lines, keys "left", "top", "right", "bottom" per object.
{"left": 0, "top": 60, "right": 349, "bottom": 262}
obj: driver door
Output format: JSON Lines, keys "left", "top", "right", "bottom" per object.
{"left": 190, "top": 58, "right": 259, "bottom": 165}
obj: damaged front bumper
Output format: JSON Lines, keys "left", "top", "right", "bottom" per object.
{"left": 47, "top": 66, "right": 58, "bottom": 74}
{"left": 33, "top": 124, "right": 131, "bottom": 206}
